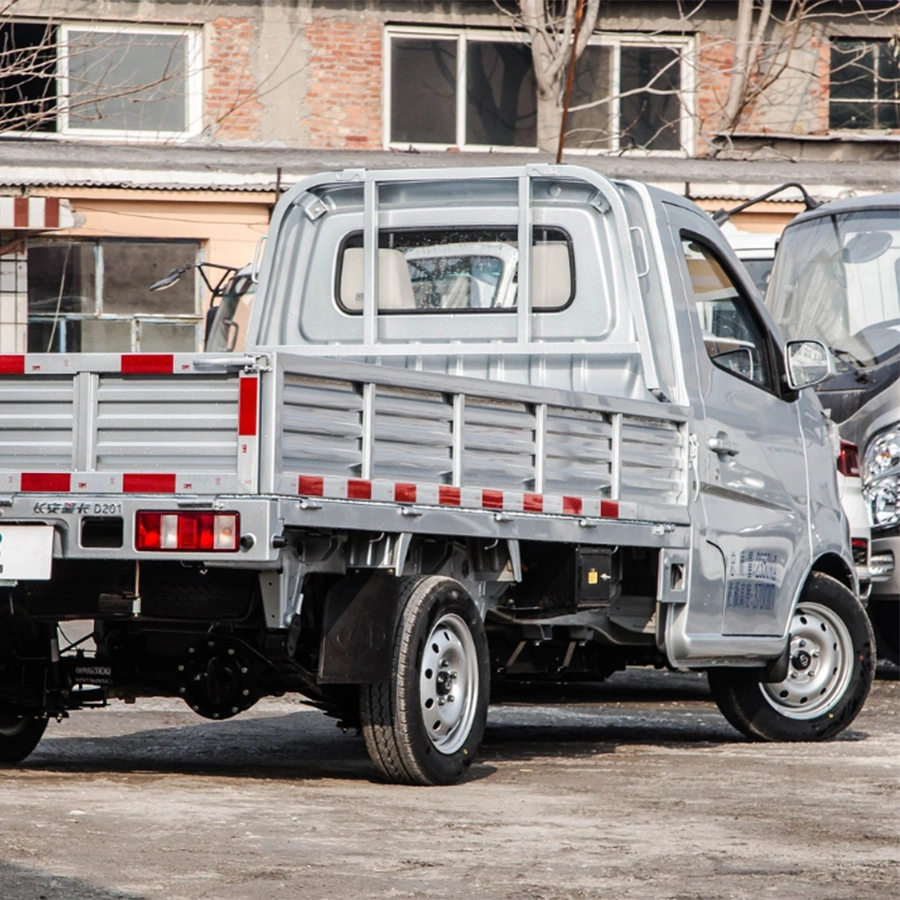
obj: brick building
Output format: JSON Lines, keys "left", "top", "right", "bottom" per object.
{"left": 0, "top": 0, "right": 898, "bottom": 352}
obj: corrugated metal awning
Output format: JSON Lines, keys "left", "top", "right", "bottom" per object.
{"left": 0, "top": 196, "right": 75, "bottom": 230}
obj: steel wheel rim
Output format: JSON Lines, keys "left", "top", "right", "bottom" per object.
{"left": 419, "top": 613, "right": 479, "bottom": 754}
{"left": 760, "top": 602, "right": 854, "bottom": 720}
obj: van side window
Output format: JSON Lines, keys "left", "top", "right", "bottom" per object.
{"left": 681, "top": 237, "right": 774, "bottom": 390}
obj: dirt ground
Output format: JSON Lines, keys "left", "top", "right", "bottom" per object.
{"left": 0, "top": 667, "right": 897, "bottom": 900}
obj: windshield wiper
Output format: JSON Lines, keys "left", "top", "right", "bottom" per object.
{"left": 830, "top": 347, "right": 874, "bottom": 382}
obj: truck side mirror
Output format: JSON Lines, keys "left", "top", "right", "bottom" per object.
{"left": 785, "top": 340, "right": 834, "bottom": 390}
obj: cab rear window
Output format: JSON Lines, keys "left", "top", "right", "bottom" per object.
{"left": 336, "top": 227, "right": 574, "bottom": 314}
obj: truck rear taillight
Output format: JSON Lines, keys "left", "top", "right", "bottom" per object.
{"left": 838, "top": 440, "right": 860, "bottom": 477}
{"left": 135, "top": 512, "right": 240, "bottom": 552}
{"left": 851, "top": 537, "right": 869, "bottom": 567}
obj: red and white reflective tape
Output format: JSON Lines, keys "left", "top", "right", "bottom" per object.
{"left": 3, "top": 466, "right": 629, "bottom": 518}
{"left": 237, "top": 372, "right": 260, "bottom": 491}
{"left": 0, "top": 354, "right": 213, "bottom": 376}
{"left": 2, "top": 472, "right": 241, "bottom": 494}
{"left": 294, "top": 474, "right": 626, "bottom": 519}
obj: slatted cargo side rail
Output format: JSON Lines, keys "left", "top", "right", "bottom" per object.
{"left": 264, "top": 353, "right": 691, "bottom": 525}
{"left": 0, "top": 353, "right": 248, "bottom": 495}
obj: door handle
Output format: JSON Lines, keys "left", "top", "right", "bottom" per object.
{"left": 708, "top": 434, "right": 740, "bottom": 456}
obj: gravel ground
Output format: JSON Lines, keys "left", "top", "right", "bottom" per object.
{"left": 0, "top": 667, "right": 896, "bottom": 900}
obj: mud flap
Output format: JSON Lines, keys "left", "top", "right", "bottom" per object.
{"left": 317, "top": 573, "right": 400, "bottom": 684}
{"left": 763, "top": 635, "right": 791, "bottom": 683}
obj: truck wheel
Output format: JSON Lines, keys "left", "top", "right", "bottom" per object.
{"left": 360, "top": 576, "right": 489, "bottom": 785}
{"left": 867, "top": 599, "right": 899, "bottom": 666}
{"left": 0, "top": 716, "right": 47, "bottom": 763}
{"left": 708, "top": 572, "right": 874, "bottom": 742}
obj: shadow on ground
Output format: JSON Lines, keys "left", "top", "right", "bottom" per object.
{"left": 0, "top": 862, "right": 145, "bottom": 900}
{"left": 10, "top": 666, "right": 875, "bottom": 782}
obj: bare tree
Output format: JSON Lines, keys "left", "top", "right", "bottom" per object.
{"left": 498, "top": 0, "right": 602, "bottom": 152}
{"left": 708, "top": 0, "right": 900, "bottom": 154}
{"left": 500, "top": 0, "right": 899, "bottom": 159}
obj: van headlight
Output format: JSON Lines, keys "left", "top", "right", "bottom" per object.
{"left": 864, "top": 428, "right": 900, "bottom": 529}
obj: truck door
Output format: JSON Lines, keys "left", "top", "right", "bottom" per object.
{"left": 665, "top": 203, "right": 810, "bottom": 638}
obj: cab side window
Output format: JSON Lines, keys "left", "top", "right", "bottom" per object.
{"left": 681, "top": 237, "right": 774, "bottom": 390}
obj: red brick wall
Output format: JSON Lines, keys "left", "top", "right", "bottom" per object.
{"left": 302, "top": 16, "right": 383, "bottom": 149}
{"left": 696, "top": 32, "right": 733, "bottom": 146}
{"left": 807, "top": 33, "right": 831, "bottom": 135}
{"left": 695, "top": 30, "right": 833, "bottom": 151}
{"left": 206, "top": 17, "right": 264, "bottom": 141}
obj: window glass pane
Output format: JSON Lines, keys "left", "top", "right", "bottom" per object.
{"left": 76, "top": 319, "right": 133, "bottom": 352}
{"left": 28, "top": 318, "right": 133, "bottom": 353}
{"left": 619, "top": 46, "right": 681, "bottom": 150}
{"left": 139, "top": 321, "right": 198, "bottom": 351}
{"left": 390, "top": 38, "right": 457, "bottom": 144}
{"left": 67, "top": 30, "right": 188, "bottom": 132}
{"left": 877, "top": 40, "right": 900, "bottom": 88}
{"left": 876, "top": 42, "right": 900, "bottom": 127}
{"left": 27, "top": 242, "right": 96, "bottom": 315}
{"left": 682, "top": 238, "right": 772, "bottom": 388}
{"left": 338, "top": 227, "right": 572, "bottom": 313}
{"left": 27, "top": 319, "right": 61, "bottom": 353}
{"left": 567, "top": 45, "right": 613, "bottom": 150}
{"left": 876, "top": 97, "right": 899, "bottom": 129}
{"left": 0, "top": 22, "right": 57, "bottom": 132}
{"left": 830, "top": 101, "right": 875, "bottom": 130}
{"left": 465, "top": 41, "right": 536, "bottom": 146}
{"left": 102, "top": 241, "right": 198, "bottom": 315}
{"left": 742, "top": 259, "right": 775, "bottom": 297}
{"left": 830, "top": 41, "right": 875, "bottom": 101}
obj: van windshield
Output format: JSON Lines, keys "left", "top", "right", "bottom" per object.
{"left": 767, "top": 208, "right": 900, "bottom": 368}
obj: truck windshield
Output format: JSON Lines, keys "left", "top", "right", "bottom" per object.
{"left": 767, "top": 209, "right": 900, "bottom": 368}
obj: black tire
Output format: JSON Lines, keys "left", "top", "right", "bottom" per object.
{"left": 0, "top": 716, "right": 47, "bottom": 763}
{"left": 360, "top": 576, "right": 490, "bottom": 785}
{"left": 867, "top": 599, "right": 899, "bottom": 666}
{"left": 708, "top": 572, "right": 874, "bottom": 742}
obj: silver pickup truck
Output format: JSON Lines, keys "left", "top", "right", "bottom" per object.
{"left": 0, "top": 165, "right": 874, "bottom": 785}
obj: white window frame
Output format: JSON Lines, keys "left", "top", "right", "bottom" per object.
{"left": 566, "top": 33, "right": 695, "bottom": 157}
{"left": 384, "top": 26, "right": 535, "bottom": 153}
{"left": 57, "top": 22, "right": 203, "bottom": 141}
{"left": 383, "top": 26, "right": 695, "bottom": 156}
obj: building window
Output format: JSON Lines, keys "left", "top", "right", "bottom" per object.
{"left": 569, "top": 41, "right": 685, "bottom": 152}
{"left": 385, "top": 28, "right": 691, "bottom": 153}
{"left": 27, "top": 239, "right": 202, "bottom": 352}
{"left": 388, "top": 30, "right": 537, "bottom": 149}
{"left": 830, "top": 38, "right": 900, "bottom": 130}
{"left": 0, "top": 22, "right": 202, "bottom": 138}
